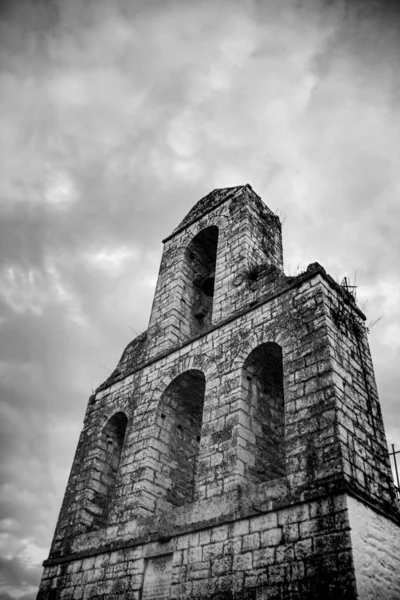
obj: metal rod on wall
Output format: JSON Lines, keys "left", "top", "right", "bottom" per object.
{"left": 390, "top": 444, "right": 400, "bottom": 492}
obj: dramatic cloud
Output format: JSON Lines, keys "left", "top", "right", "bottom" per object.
{"left": 0, "top": 0, "right": 399, "bottom": 596}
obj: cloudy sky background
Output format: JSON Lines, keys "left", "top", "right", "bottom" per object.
{"left": 0, "top": 0, "right": 399, "bottom": 597}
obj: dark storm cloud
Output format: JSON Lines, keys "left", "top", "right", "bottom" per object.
{"left": 0, "top": 556, "right": 40, "bottom": 589}
{"left": 0, "top": 594, "right": 36, "bottom": 600}
{"left": 0, "top": 0, "right": 399, "bottom": 596}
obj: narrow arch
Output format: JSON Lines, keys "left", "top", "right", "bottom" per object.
{"left": 242, "top": 343, "right": 285, "bottom": 484}
{"left": 91, "top": 411, "right": 128, "bottom": 529}
{"left": 183, "top": 226, "right": 219, "bottom": 336}
{"left": 158, "top": 370, "right": 206, "bottom": 506}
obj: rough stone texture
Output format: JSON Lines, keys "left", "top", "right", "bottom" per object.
{"left": 38, "top": 494, "right": 357, "bottom": 600}
{"left": 37, "top": 185, "right": 400, "bottom": 599}
{"left": 242, "top": 344, "right": 285, "bottom": 484}
{"left": 347, "top": 495, "right": 400, "bottom": 599}
{"left": 147, "top": 184, "right": 284, "bottom": 357}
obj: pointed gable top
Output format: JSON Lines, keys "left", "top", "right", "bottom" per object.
{"left": 164, "top": 184, "right": 248, "bottom": 242}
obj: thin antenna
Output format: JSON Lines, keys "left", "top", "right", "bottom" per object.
{"left": 340, "top": 276, "right": 357, "bottom": 301}
{"left": 389, "top": 444, "right": 400, "bottom": 500}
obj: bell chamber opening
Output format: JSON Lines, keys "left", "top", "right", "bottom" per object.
{"left": 183, "top": 226, "right": 219, "bottom": 336}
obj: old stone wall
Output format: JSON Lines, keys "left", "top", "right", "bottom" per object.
{"left": 47, "top": 266, "right": 398, "bottom": 553}
{"left": 348, "top": 495, "right": 400, "bottom": 599}
{"left": 39, "top": 493, "right": 356, "bottom": 600}
{"left": 321, "top": 279, "right": 397, "bottom": 513}
{"left": 50, "top": 271, "right": 343, "bottom": 556}
{"left": 39, "top": 187, "right": 400, "bottom": 600}
{"left": 146, "top": 185, "right": 283, "bottom": 356}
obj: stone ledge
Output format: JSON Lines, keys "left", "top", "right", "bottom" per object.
{"left": 97, "top": 264, "right": 364, "bottom": 393}
{"left": 43, "top": 476, "right": 400, "bottom": 569}
{"left": 43, "top": 478, "right": 349, "bottom": 567}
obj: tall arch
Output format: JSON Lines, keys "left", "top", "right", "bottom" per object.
{"left": 91, "top": 411, "right": 128, "bottom": 529}
{"left": 242, "top": 343, "right": 285, "bottom": 484}
{"left": 182, "top": 226, "right": 219, "bottom": 336}
{"left": 157, "top": 370, "right": 206, "bottom": 506}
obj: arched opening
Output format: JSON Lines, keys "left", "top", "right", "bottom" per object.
{"left": 158, "top": 370, "right": 206, "bottom": 506}
{"left": 183, "top": 226, "right": 218, "bottom": 336}
{"left": 91, "top": 411, "right": 127, "bottom": 529}
{"left": 242, "top": 343, "right": 285, "bottom": 484}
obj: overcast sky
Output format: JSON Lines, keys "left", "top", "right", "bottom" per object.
{"left": 0, "top": 0, "right": 399, "bottom": 597}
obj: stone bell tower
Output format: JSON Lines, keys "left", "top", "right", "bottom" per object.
{"left": 38, "top": 184, "right": 400, "bottom": 600}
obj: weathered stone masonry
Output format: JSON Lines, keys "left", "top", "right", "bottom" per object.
{"left": 37, "top": 185, "right": 400, "bottom": 600}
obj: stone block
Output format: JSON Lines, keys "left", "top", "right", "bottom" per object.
{"left": 250, "top": 513, "right": 278, "bottom": 533}
{"left": 232, "top": 552, "right": 253, "bottom": 571}
{"left": 260, "top": 528, "right": 283, "bottom": 547}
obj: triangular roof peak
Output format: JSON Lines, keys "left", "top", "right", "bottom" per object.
{"left": 164, "top": 184, "right": 251, "bottom": 242}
